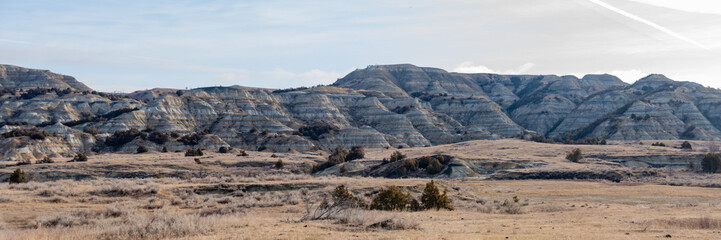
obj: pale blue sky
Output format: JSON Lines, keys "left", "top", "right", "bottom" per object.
{"left": 1, "top": 0, "right": 720, "bottom": 92}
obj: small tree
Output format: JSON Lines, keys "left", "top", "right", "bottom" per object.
{"left": 566, "top": 148, "right": 583, "bottom": 163}
{"left": 275, "top": 159, "right": 284, "bottom": 169}
{"left": 426, "top": 157, "right": 444, "bottom": 174}
{"left": 681, "top": 141, "right": 692, "bottom": 150}
{"left": 345, "top": 146, "right": 365, "bottom": 161}
{"left": 701, "top": 153, "right": 721, "bottom": 173}
{"left": 370, "top": 186, "right": 410, "bottom": 211}
{"left": 162, "top": 146, "right": 169, "bottom": 153}
{"left": 328, "top": 146, "right": 348, "bottom": 164}
{"left": 9, "top": 168, "right": 27, "bottom": 184}
{"left": 420, "top": 180, "right": 453, "bottom": 210}
{"left": 390, "top": 151, "right": 406, "bottom": 162}
{"left": 137, "top": 145, "right": 149, "bottom": 154}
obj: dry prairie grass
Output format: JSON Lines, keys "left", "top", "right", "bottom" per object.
{"left": 1, "top": 140, "right": 721, "bottom": 239}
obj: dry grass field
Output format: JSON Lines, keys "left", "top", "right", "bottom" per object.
{"left": 1, "top": 139, "right": 721, "bottom": 239}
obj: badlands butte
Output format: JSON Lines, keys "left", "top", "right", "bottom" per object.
{"left": 2, "top": 63, "right": 721, "bottom": 163}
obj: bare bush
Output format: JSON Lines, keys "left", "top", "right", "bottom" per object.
{"left": 656, "top": 217, "right": 721, "bottom": 229}
{"left": 333, "top": 209, "right": 420, "bottom": 230}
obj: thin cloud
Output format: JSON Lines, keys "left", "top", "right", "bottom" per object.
{"left": 0, "top": 38, "right": 30, "bottom": 45}
{"left": 588, "top": 0, "right": 709, "bottom": 50}
{"left": 452, "top": 62, "right": 536, "bottom": 74}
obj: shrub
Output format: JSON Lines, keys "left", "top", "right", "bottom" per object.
{"left": 16, "top": 159, "right": 31, "bottom": 166}
{"left": 148, "top": 131, "right": 169, "bottom": 145}
{"left": 2, "top": 128, "right": 48, "bottom": 140}
{"left": 275, "top": 159, "right": 284, "bottom": 169}
{"left": 270, "top": 153, "right": 279, "bottom": 158}
{"left": 681, "top": 141, "right": 693, "bottom": 150}
{"left": 178, "top": 133, "right": 204, "bottom": 145}
{"left": 219, "top": 146, "right": 231, "bottom": 153}
{"left": 194, "top": 158, "right": 201, "bottom": 164}
{"left": 400, "top": 159, "right": 418, "bottom": 171}
{"left": 566, "top": 148, "right": 583, "bottom": 162}
{"left": 702, "top": 153, "right": 721, "bottom": 173}
{"left": 345, "top": 146, "right": 365, "bottom": 161}
{"left": 83, "top": 127, "right": 99, "bottom": 135}
{"left": 652, "top": 142, "right": 666, "bottom": 147}
{"left": 70, "top": 153, "right": 88, "bottom": 162}
{"left": 328, "top": 146, "right": 348, "bottom": 164}
{"left": 137, "top": 145, "right": 149, "bottom": 154}
{"left": 298, "top": 124, "right": 337, "bottom": 140}
{"left": 162, "top": 147, "right": 169, "bottom": 153}
{"left": 370, "top": 186, "right": 411, "bottom": 211}
{"left": 185, "top": 149, "right": 203, "bottom": 157}
{"left": 104, "top": 128, "right": 147, "bottom": 148}
{"left": 390, "top": 151, "right": 406, "bottom": 162}
{"left": 421, "top": 180, "right": 453, "bottom": 210}
{"left": 9, "top": 168, "right": 27, "bottom": 184}
{"left": 36, "top": 156, "right": 54, "bottom": 164}
{"left": 425, "top": 157, "right": 444, "bottom": 174}
{"left": 237, "top": 149, "right": 249, "bottom": 156}
{"left": 332, "top": 185, "right": 364, "bottom": 208}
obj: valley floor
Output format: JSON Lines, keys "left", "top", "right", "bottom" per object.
{"left": 1, "top": 139, "right": 720, "bottom": 239}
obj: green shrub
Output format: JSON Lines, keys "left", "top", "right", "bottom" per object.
{"left": 136, "top": 145, "right": 149, "bottom": 154}
{"left": 420, "top": 180, "right": 453, "bottom": 210}
{"left": 9, "top": 168, "right": 27, "bottom": 184}
{"left": 332, "top": 184, "right": 362, "bottom": 207}
{"left": 702, "top": 153, "right": 721, "bottom": 173}
{"left": 161, "top": 147, "right": 169, "bottom": 153}
{"left": 390, "top": 151, "right": 406, "bottom": 162}
{"left": 566, "top": 148, "right": 583, "bottom": 163}
{"left": 274, "top": 159, "right": 284, "bottom": 169}
{"left": 345, "top": 146, "right": 365, "bottom": 161}
{"left": 370, "top": 186, "right": 411, "bottom": 211}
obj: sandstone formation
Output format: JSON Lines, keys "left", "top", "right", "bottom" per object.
{"left": 1, "top": 64, "right": 721, "bottom": 161}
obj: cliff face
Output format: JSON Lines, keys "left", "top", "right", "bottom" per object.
{"left": 0, "top": 64, "right": 92, "bottom": 91}
{"left": 1, "top": 64, "right": 721, "bottom": 161}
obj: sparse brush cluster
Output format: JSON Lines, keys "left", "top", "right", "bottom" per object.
{"left": 185, "top": 148, "right": 204, "bottom": 157}
{"left": 526, "top": 135, "right": 606, "bottom": 145}
{"left": 311, "top": 145, "right": 365, "bottom": 173}
{"left": 382, "top": 152, "right": 449, "bottom": 175}
{"left": 566, "top": 148, "right": 583, "bottom": 162}
{"left": 2, "top": 128, "right": 49, "bottom": 140}
{"left": 304, "top": 181, "right": 453, "bottom": 223}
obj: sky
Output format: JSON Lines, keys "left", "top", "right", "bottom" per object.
{"left": 1, "top": 0, "right": 721, "bottom": 92}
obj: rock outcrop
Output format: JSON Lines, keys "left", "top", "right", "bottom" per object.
{"left": 1, "top": 64, "right": 721, "bottom": 161}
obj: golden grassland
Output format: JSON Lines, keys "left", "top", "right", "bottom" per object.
{"left": 0, "top": 139, "right": 720, "bottom": 239}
